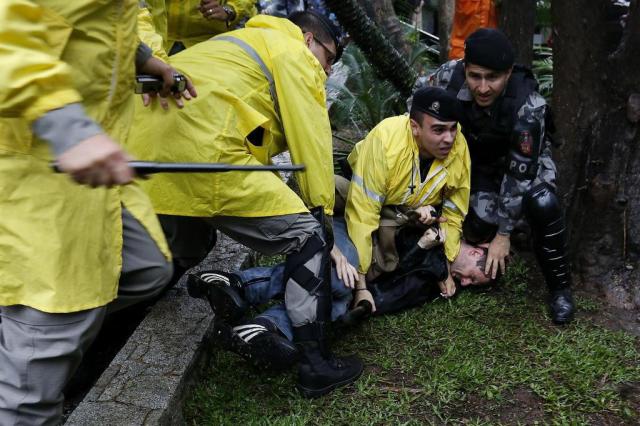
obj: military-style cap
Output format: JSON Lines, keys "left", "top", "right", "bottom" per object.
{"left": 464, "top": 28, "right": 515, "bottom": 71}
{"left": 411, "top": 87, "right": 460, "bottom": 122}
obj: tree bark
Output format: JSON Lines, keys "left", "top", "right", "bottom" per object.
{"left": 553, "top": 0, "right": 640, "bottom": 308}
{"left": 357, "top": 0, "right": 411, "bottom": 55}
{"left": 325, "top": 0, "right": 417, "bottom": 97}
{"left": 498, "top": 0, "right": 536, "bottom": 67}
{"left": 439, "top": 0, "right": 455, "bottom": 63}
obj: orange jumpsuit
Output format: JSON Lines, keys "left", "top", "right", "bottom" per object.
{"left": 448, "top": 0, "right": 497, "bottom": 60}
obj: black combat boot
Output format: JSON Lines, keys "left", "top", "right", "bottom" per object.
{"left": 294, "top": 325, "right": 363, "bottom": 398}
{"left": 549, "top": 287, "right": 574, "bottom": 325}
{"left": 216, "top": 317, "right": 300, "bottom": 371}
{"left": 524, "top": 184, "right": 575, "bottom": 325}
{"left": 187, "top": 270, "right": 248, "bottom": 323}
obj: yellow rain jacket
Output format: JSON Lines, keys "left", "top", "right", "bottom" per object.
{"left": 139, "top": 0, "right": 257, "bottom": 59}
{"left": 346, "top": 115, "right": 470, "bottom": 274}
{"left": 0, "top": 0, "right": 170, "bottom": 313}
{"left": 127, "top": 15, "right": 335, "bottom": 218}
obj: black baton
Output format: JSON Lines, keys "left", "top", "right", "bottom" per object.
{"left": 51, "top": 161, "right": 305, "bottom": 174}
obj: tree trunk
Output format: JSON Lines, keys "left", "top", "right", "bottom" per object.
{"left": 357, "top": 0, "right": 411, "bottom": 55}
{"left": 439, "top": 0, "right": 455, "bottom": 63}
{"left": 498, "top": 0, "right": 536, "bottom": 67}
{"left": 553, "top": 0, "right": 640, "bottom": 308}
{"left": 325, "top": 0, "right": 417, "bottom": 97}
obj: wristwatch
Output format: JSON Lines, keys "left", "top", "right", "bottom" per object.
{"left": 222, "top": 5, "right": 236, "bottom": 23}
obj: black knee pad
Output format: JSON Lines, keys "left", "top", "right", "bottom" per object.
{"left": 523, "top": 183, "right": 571, "bottom": 291}
{"left": 523, "top": 183, "right": 563, "bottom": 232}
{"left": 462, "top": 207, "right": 498, "bottom": 244}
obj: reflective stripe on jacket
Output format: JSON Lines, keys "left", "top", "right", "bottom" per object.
{"left": 345, "top": 115, "right": 470, "bottom": 273}
{"left": 0, "top": 0, "right": 170, "bottom": 313}
{"left": 126, "top": 15, "right": 335, "bottom": 217}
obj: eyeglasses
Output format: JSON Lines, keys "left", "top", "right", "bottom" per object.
{"left": 313, "top": 35, "right": 337, "bottom": 65}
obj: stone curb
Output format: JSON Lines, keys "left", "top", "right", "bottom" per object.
{"left": 65, "top": 234, "right": 251, "bottom": 426}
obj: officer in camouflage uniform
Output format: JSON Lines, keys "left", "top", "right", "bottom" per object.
{"left": 425, "top": 28, "right": 574, "bottom": 324}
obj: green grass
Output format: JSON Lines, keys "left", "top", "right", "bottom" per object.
{"left": 184, "top": 258, "right": 640, "bottom": 424}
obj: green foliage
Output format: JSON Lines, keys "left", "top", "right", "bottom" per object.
{"left": 536, "top": 0, "right": 552, "bottom": 28}
{"left": 500, "top": 254, "right": 530, "bottom": 297}
{"left": 185, "top": 286, "right": 640, "bottom": 424}
{"left": 329, "top": 45, "right": 406, "bottom": 141}
{"left": 325, "top": 0, "right": 418, "bottom": 97}
{"left": 533, "top": 45, "right": 553, "bottom": 100}
{"left": 251, "top": 253, "right": 285, "bottom": 267}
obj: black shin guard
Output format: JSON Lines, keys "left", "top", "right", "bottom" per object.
{"left": 524, "top": 184, "right": 574, "bottom": 324}
{"left": 523, "top": 184, "right": 571, "bottom": 292}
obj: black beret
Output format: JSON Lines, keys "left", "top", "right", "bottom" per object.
{"left": 464, "top": 28, "right": 515, "bottom": 71}
{"left": 411, "top": 87, "right": 460, "bottom": 122}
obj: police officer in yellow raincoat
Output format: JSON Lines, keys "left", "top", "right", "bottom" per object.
{"left": 138, "top": 0, "right": 257, "bottom": 60}
{"left": 127, "top": 11, "right": 363, "bottom": 398}
{"left": 345, "top": 87, "right": 471, "bottom": 308}
{"left": 0, "top": 1, "right": 179, "bottom": 423}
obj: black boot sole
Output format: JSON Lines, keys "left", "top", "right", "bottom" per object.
{"left": 296, "top": 363, "right": 364, "bottom": 398}
{"left": 223, "top": 328, "right": 300, "bottom": 371}
{"left": 187, "top": 274, "right": 248, "bottom": 323}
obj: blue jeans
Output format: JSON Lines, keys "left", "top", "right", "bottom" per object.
{"left": 234, "top": 217, "right": 357, "bottom": 340}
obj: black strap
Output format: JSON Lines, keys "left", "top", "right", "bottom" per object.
{"left": 284, "top": 233, "right": 325, "bottom": 293}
